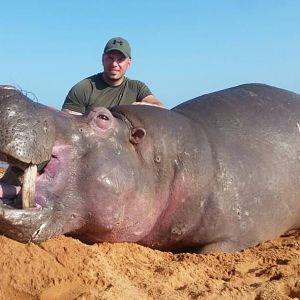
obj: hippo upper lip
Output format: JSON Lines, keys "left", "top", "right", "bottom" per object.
{"left": 0, "top": 152, "right": 32, "bottom": 172}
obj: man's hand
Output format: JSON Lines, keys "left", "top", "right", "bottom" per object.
{"left": 62, "top": 108, "right": 83, "bottom": 115}
{"left": 133, "top": 95, "right": 165, "bottom": 108}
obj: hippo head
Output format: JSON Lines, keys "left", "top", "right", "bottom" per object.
{"left": 0, "top": 86, "right": 169, "bottom": 243}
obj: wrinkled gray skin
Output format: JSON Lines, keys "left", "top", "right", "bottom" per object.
{"left": 1, "top": 83, "right": 300, "bottom": 253}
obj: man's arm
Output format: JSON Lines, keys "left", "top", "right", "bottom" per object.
{"left": 142, "top": 95, "right": 165, "bottom": 107}
{"left": 134, "top": 81, "right": 165, "bottom": 108}
{"left": 62, "top": 79, "right": 91, "bottom": 115}
{"left": 132, "top": 95, "right": 165, "bottom": 108}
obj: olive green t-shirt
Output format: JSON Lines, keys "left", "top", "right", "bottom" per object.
{"left": 62, "top": 73, "right": 152, "bottom": 114}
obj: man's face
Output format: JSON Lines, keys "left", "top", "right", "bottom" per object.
{"left": 102, "top": 51, "right": 131, "bottom": 81}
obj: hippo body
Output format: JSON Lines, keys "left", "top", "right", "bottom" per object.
{"left": 0, "top": 83, "right": 300, "bottom": 253}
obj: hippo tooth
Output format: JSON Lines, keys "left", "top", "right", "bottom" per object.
{"left": 22, "top": 164, "right": 37, "bottom": 208}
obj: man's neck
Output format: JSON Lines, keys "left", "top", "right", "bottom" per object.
{"left": 102, "top": 73, "right": 124, "bottom": 87}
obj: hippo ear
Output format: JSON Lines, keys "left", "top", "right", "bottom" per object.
{"left": 130, "top": 127, "right": 146, "bottom": 144}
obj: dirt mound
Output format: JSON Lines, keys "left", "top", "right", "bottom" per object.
{"left": 0, "top": 230, "right": 299, "bottom": 299}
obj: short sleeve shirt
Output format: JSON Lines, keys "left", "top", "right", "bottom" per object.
{"left": 62, "top": 73, "right": 152, "bottom": 114}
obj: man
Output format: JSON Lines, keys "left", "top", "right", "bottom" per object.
{"left": 62, "top": 37, "right": 164, "bottom": 115}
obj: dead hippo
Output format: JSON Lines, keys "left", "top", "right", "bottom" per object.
{"left": 0, "top": 83, "right": 300, "bottom": 253}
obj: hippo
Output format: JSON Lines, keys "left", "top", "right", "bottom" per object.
{"left": 0, "top": 83, "right": 300, "bottom": 253}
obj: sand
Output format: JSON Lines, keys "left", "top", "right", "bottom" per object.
{"left": 0, "top": 168, "right": 299, "bottom": 299}
{"left": 0, "top": 229, "right": 299, "bottom": 299}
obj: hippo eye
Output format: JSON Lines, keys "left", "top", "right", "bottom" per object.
{"left": 88, "top": 109, "right": 113, "bottom": 131}
{"left": 97, "top": 114, "right": 109, "bottom": 121}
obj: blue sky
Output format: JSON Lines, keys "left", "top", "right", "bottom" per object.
{"left": 1, "top": 1, "right": 299, "bottom": 109}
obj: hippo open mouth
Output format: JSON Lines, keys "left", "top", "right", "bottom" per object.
{"left": 0, "top": 144, "right": 68, "bottom": 210}
{"left": 0, "top": 157, "right": 48, "bottom": 209}
{"left": 0, "top": 144, "right": 72, "bottom": 242}
{"left": 0, "top": 162, "right": 37, "bottom": 209}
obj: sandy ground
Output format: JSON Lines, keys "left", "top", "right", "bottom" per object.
{"left": 0, "top": 169, "right": 300, "bottom": 299}
{"left": 0, "top": 229, "right": 299, "bottom": 300}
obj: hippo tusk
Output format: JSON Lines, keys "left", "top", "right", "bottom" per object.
{"left": 22, "top": 164, "right": 37, "bottom": 208}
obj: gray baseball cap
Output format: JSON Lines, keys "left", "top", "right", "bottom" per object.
{"left": 103, "top": 37, "right": 131, "bottom": 58}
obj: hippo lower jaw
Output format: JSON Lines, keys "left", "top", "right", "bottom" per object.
{"left": 0, "top": 200, "right": 54, "bottom": 242}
